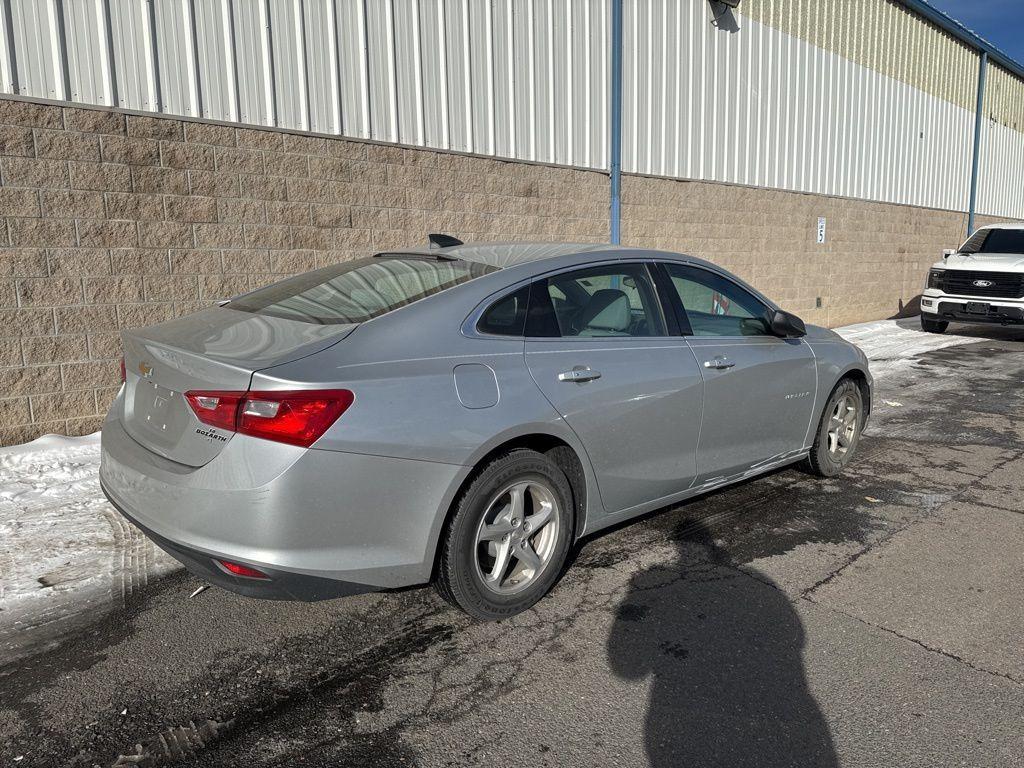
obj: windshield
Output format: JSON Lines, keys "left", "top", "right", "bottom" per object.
{"left": 228, "top": 256, "right": 496, "bottom": 325}
{"left": 960, "top": 228, "right": 1024, "bottom": 255}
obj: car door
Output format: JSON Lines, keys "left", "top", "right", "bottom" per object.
{"left": 660, "top": 262, "right": 817, "bottom": 484}
{"left": 524, "top": 262, "right": 704, "bottom": 515}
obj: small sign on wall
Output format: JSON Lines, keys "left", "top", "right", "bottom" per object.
{"left": 816, "top": 217, "right": 827, "bottom": 244}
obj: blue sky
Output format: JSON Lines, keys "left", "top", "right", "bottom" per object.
{"left": 928, "top": 0, "right": 1024, "bottom": 65}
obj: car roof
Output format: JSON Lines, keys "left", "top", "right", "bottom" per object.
{"left": 384, "top": 241, "right": 629, "bottom": 268}
{"left": 974, "top": 222, "right": 1024, "bottom": 231}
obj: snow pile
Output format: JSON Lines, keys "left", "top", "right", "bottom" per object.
{"left": 836, "top": 318, "right": 980, "bottom": 377}
{"left": 0, "top": 433, "right": 177, "bottom": 666}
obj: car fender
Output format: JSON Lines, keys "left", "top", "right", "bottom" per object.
{"left": 423, "top": 419, "right": 604, "bottom": 563}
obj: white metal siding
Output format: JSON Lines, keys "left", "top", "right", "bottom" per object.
{"left": 193, "top": 0, "right": 237, "bottom": 122}
{"left": 8, "top": 0, "right": 64, "bottom": 100}
{"left": 63, "top": 0, "right": 113, "bottom": 106}
{"left": 153, "top": 0, "right": 199, "bottom": 118}
{"left": 107, "top": 0, "right": 157, "bottom": 112}
{"left": 0, "top": 0, "right": 1022, "bottom": 218}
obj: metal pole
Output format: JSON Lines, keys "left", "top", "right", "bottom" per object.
{"left": 967, "top": 51, "right": 987, "bottom": 236}
{"left": 609, "top": 0, "right": 623, "bottom": 245}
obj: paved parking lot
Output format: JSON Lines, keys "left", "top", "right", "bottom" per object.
{"left": 1, "top": 319, "right": 1022, "bottom": 767}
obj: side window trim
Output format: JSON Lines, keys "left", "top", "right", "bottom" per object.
{"left": 651, "top": 261, "right": 689, "bottom": 336}
{"left": 662, "top": 262, "right": 774, "bottom": 340}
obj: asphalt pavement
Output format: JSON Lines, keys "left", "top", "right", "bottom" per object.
{"left": 1, "top": 318, "right": 1022, "bottom": 767}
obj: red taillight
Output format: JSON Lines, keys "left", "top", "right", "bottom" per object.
{"left": 184, "top": 390, "right": 244, "bottom": 431}
{"left": 216, "top": 559, "right": 269, "bottom": 580}
{"left": 120, "top": 358, "right": 126, "bottom": 383}
{"left": 184, "top": 389, "right": 354, "bottom": 447}
{"left": 238, "top": 390, "right": 355, "bottom": 447}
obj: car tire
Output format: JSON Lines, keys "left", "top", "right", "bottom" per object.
{"left": 805, "top": 379, "right": 865, "bottom": 478}
{"left": 435, "top": 449, "right": 574, "bottom": 620}
{"left": 921, "top": 315, "right": 948, "bottom": 334}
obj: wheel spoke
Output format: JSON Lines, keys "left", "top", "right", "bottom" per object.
{"left": 508, "top": 482, "right": 527, "bottom": 522}
{"left": 832, "top": 399, "right": 846, "bottom": 419}
{"left": 486, "top": 539, "right": 514, "bottom": 585}
{"left": 517, "top": 540, "right": 542, "bottom": 572}
{"left": 479, "top": 518, "right": 513, "bottom": 542}
{"left": 523, "top": 500, "right": 553, "bottom": 533}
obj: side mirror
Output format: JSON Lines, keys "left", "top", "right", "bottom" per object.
{"left": 942, "top": 248, "right": 955, "bottom": 260}
{"left": 769, "top": 309, "right": 806, "bottom": 338}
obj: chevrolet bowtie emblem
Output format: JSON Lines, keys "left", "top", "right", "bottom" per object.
{"left": 138, "top": 361, "right": 153, "bottom": 378}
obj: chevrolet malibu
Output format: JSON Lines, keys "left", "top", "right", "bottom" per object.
{"left": 100, "top": 239, "right": 872, "bottom": 619}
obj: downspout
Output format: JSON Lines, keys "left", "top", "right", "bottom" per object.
{"left": 609, "top": 0, "right": 623, "bottom": 245}
{"left": 967, "top": 51, "right": 988, "bottom": 236}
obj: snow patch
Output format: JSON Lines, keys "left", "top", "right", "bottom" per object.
{"left": 835, "top": 318, "right": 978, "bottom": 378}
{"left": 0, "top": 432, "right": 177, "bottom": 666}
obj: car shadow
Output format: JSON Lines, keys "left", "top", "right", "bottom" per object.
{"left": 606, "top": 519, "right": 838, "bottom": 768}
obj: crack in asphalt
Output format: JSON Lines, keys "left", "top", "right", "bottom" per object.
{"left": 808, "top": 601, "right": 1024, "bottom": 688}
{"left": 801, "top": 444, "right": 1024, "bottom": 601}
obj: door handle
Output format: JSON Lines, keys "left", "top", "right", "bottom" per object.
{"left": 703, "top": 357, "right": 735, "bottom": 370}
{"left": 558, "top": 367, "right": 602, "bottom": 383}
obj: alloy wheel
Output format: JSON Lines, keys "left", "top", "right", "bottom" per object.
{"left": 827, "top": 394, "right": 859, "bottom": 459}
{"left": 473, "top": 480, "right": 561, "bottom": 595}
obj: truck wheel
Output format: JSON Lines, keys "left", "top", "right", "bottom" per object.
{"left": 435, "top": 449, "right": 573, "bottom": 620}
{"left": 806, "top": 379, "right": 865, "bottom": 478}
{"left": 921, "top": 315, "right": 948, "bottom": 334}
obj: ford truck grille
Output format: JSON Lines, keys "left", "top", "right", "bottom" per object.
{"left": 941, "top": 270, "right": 1024, "bottom": 299}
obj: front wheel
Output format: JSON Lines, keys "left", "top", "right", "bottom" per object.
{"left": 805, "top": 379, "right": 865, "bottom": 477}
{"left": 921, "top": 315, "right": 948, "bottom": 334}
{"left": 435, "top": 449, "right": 573, "bottom": 620}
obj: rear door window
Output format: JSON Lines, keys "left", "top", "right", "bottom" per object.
{"left": 229, "top": 256, "right": 495, "bottom": 324}
{"left": 526, "top": 264, "right": 667, "bottom": 338}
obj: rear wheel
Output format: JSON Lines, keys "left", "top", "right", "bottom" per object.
{"left": 921, "top": 315, "right": 948, "bottom": 334}
{"left": 435, "top": 449, "right": 573, "bottom": 620}
{"left": 806, "top": 379, "right": 865, "bottom": 477}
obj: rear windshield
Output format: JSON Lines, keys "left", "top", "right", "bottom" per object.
{"left": 228, "top": 256, "right": 496, "bottom": 325}
{"left": 960, "top": 228, "right": 1024, "bottom": 255}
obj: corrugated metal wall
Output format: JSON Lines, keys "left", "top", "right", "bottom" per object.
{"left": 978, "top": 63, "right": 1024, "bottom": 219}
{"left": 621, "top": 0, "right": 988, "bottom": 215}
{"left": 0, "top": 0, "right": 609, "bottom": 169}
{"left": 1, "top": 0, "right": 1022, "bottom": 218}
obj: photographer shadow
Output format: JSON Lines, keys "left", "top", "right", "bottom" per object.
{"left": 607, "top": 520, "right": 838, "bottom": 768}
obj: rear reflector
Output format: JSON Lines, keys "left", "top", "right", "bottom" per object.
{"left": 216, "top": 559, "right": 269, "bottom": 580}
{"left": 120, "top": 358, "right": 126, "bottom": 384}
{"left": 184, "top": 388, "right": 354, "bottom": 447}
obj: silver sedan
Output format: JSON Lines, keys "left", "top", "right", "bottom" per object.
{"left": 100, "top": 239, "right": 871, "bottom": 619}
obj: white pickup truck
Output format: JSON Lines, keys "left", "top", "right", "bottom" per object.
{"left": 921, "top": 223, "right": 1024, "bottom": 333}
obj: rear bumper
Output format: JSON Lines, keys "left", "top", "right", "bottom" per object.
{"left": 99, "top": 405, "right": 468, "bottom": 595}
{"left": 102, "top": 484, "right": 373, "bottom": 600}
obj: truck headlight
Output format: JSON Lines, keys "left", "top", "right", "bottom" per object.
{"left": 927, "top": 269, "right": 945, "bottom": 290}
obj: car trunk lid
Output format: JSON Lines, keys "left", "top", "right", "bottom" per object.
{"left": 120, "top": 306, "right": 355, "bottom": 467}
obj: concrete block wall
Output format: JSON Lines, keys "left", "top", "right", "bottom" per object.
{"left": 0, "top": 99, "right": 608, "bottom": 445}
{"left": 621, "top": 174, "right": 984, "bottom": 327}
{"left": 0, "top": 98, "right": 997, "bottom": 445}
